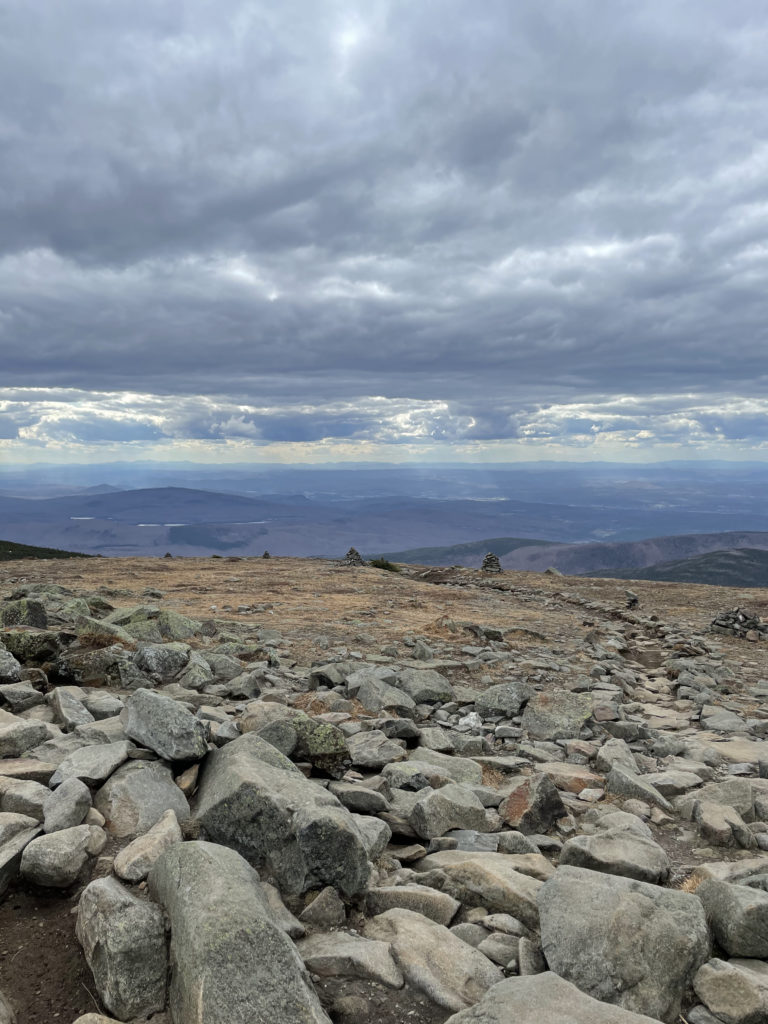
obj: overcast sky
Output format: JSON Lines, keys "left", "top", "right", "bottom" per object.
{"left": 2, "top": 0, "right": 768, "bottom": 465}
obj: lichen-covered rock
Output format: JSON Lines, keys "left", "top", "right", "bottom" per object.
{"left": 149, "top": 841, "right": 331, "bottom": 1024}
{"left": 538, "top": 865, "right": 710, "bottom": 1022}
{"left": 1, "top": 599, "right": 48, "bottom": 629}
{"left": 76, "top": 876, "right": 167, "bottom": 1019}
{"left": 195, "top": 731, "right": 371, "bottom": 896}
{"left": 121, "top": 687, "right": 208, "bottom": 761}
{"left": 20, "top": 825, "right": 93, "bottom": 887}
{"left": 521, "top": 690, "right": 592, "bottom": 740}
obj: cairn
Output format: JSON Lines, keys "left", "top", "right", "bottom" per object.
{"left": 262, "top": 550, "right": 271, "bottom": 559}
{"left": 481, "top": 551, "right": 502, "bottom": 573}
{"left": 342, "top": 547, "right": 366, "bottom": 567}
{"left": 711, "top": 608, "right": 768, "bottom": 640}
{"left": 625, "top": 590, "right": 639, "bottom": 609}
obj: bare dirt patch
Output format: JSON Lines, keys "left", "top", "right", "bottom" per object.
{"left": 0, "top": 884, "right": 104, "bottom": 1023}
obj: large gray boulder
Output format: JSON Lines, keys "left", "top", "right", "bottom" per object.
{"left": 364, "top": 908, "right": 502, "bottom": 1012}
{"left": 693, "top": 958, "right": 768, "bottom": 1024}
{"left": 20, "top": 824, "right": 93, "bottom": 887}
{"left": 0, "top": 645, "right": 22, "bottom": 684}
{"left": 366, "top": 884, "right": 460, "bottom": 925}
{"left": 407, "top": 749, "right": 483, "bottom": 785}
{"left": 194, "top": 731, "right": 371, "bottom": 896}
{"left": 605, "top": 766, "right": 673, "bottom": 812}
{"left": 696, "top": 880, "right": 768, "bottom": 958}
{"left": 395, "top": 668, "right": 455, "bottom": 704}
{"left": 50, "top": 741, "right": 130, "bottom": 788}
{"left": 475, "top": 682, "right": 533, "bottom": 719}
{"left": 148, "top": 841, "right": 331, "bottom": 1024}
{"left": 347, "top": 729, "right": 406, "bottom": 770}
{"left": 442, "top": 972, "right": 666, "bottom": 1023}
{"left": 355, "top": 677, "right": 417, "bottom": 715}
{"left": 410, "top": 784, "right": 490, "bottom": 840}
{"left": 0, "top": 716, "right": 49, "bottom": 757}
{"left": 43, "top": 777, "right": 91, "bottom": 833}
{"left": 538, "top": 866, "right": 710, "bottom": 1022}
{"left": 76, "top": 876, "right": 167, "bottom": 1019}
{"left": 0, "top": 779, "right": 48, "bottom": 820}
{"left": 94, "top": 760, "right": 190, "bottom": 838}
{"left": 121, "top": 688, "right": 208, "bottom": 761}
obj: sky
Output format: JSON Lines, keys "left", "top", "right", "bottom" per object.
{"left": 2, "top": 0, "right": 768, "bottom": 466}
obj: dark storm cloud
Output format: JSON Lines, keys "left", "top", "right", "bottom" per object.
{"left": 2, "top": 0, "right": 768, "bottom": 452}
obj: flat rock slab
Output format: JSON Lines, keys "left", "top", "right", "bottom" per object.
{"left": 536, "top": 762, "right": 604, "bottom": 794}
{"left": 443, "top": 973, "right": 666, "bottom": 1023}
{"left": 707, "top": 738, "right": 768, "bottom": 765}
{"left": 296, "top": 932, "right": 404, "bottom": 989}
{"left": 414, "top": 850, "right": 548, "bottom": 930}
{"left": 0, "top": 759, "right": 56, "bottom": 784}
{"left": 521, "top": 689, "right": 592, "bottom": 740}
{"left": 50, "top": 742, "right": 130, "bottom": 787}
{"left": 364, "top": 908, "right": 502, "bottom": 1012}
{"left": 560, "top": 828, "right": 671, "bottom": 884}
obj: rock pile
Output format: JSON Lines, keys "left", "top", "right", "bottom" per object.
{"left": 2, "top": 573, "right": 768, "bottom": 1023}
{"left": 342, "top": 547, "right": 366, "bottom": 567}
{"left": 481, "top": 552, "right": 502, "bottom": 573}
{"left": 711, "top": 607, "right": 768, "bottom": 640}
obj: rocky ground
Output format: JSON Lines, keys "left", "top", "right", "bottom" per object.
{"left": 1, "top": 555, "right": 768, "bottom": 1023}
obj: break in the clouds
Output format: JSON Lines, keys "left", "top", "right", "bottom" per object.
{"left": 2, "top": 0, "right": 768, "bottom": 461}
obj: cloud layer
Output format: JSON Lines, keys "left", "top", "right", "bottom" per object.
{"left": 2, "top": 1, "right": 768, "bottom": 459}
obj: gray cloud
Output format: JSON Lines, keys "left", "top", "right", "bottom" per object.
{"left": 2, "top": 0, "right": 768, "bottom": 456}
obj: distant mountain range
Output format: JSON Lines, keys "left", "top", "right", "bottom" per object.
{"left": 2, "top": 483, "right": 768, "bottom": 589}
{"left": 3, "top": 484, "right": 768, "bottom": 559}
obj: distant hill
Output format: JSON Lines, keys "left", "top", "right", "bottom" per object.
{"left": 375, "top": 537, "right": 555, "bottom": 566}
{"left": 0, "top": 539, "right": 91, "bottom": 561}
{"left": 589, "top": 547, "right": 768, "bottom": 588}
{"left": 500, "top": 531, "right": 768, "bottom": 575}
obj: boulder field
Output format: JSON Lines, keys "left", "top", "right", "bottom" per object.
{"left": 1, "top": 562, "right": 768, "bottom": 1023}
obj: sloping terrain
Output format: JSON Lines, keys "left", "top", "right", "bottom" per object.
{"left": 500, "top": 530, "right": 768, "bottom": 575}
{"left": 0, "top": 540, "right": 91, "bottom": 561}
{"left": 1, "top": 557, "right": 768, "bottom": 1023}
{"left": 590, "top": 547, "right": 768, "bottom": 588}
